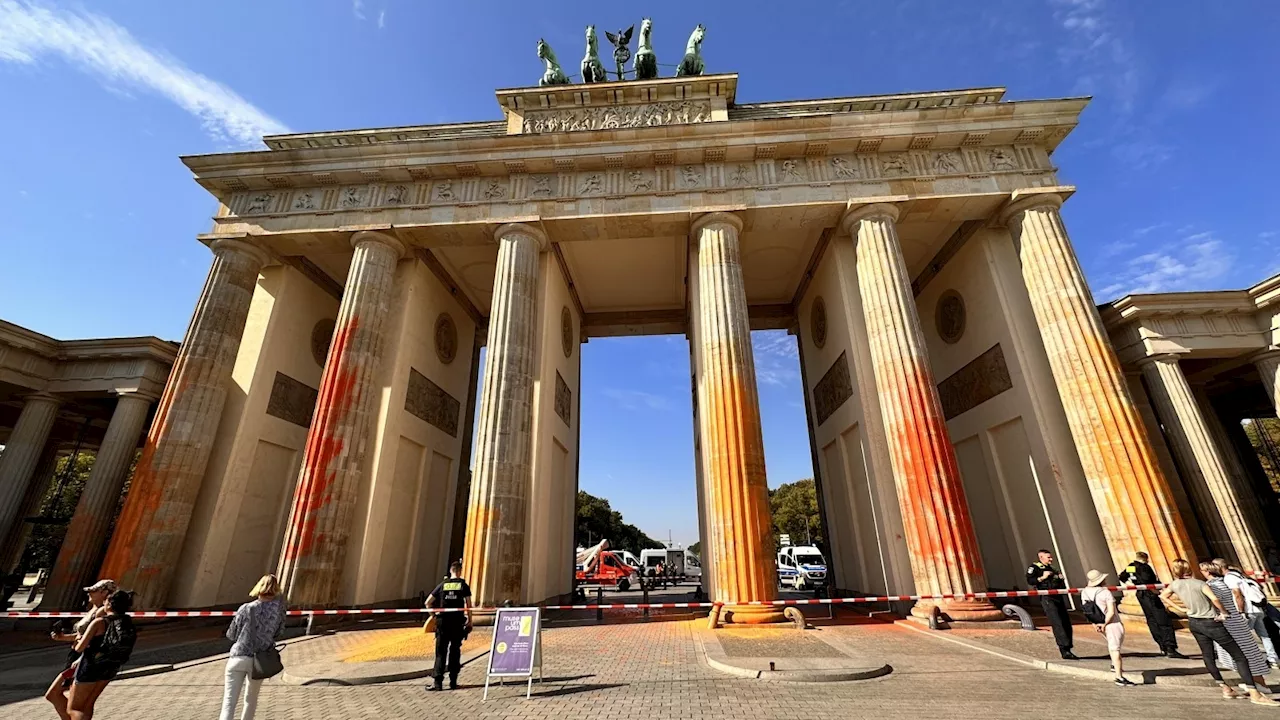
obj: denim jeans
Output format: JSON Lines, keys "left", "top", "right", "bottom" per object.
{"left": 1247, "top": 612, "right": 1279, "bottom": 664}
{"left": 220, "top": 655, "right": 262, "bottom": 720}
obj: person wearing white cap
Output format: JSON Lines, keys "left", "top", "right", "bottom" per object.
{"left": 1079, "top": 570, "right": 1135, "bottom": 686}
{"left": 44, "top": 579, "right": 116, "bottom": 719}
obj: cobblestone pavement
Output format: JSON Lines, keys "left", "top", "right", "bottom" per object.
{"left": 2, "top": 618, "right": 1273, "bottom": 719}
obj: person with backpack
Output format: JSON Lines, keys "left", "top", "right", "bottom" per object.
{"left": 220, "top": 574, "right": 286, "bottom": 720}
{"left": 1079, "top": 569, "right": 1134, "bottom": 686}
{"left": 1220, "top": 560, "right": 1279, "bottom": 668}
{"left": 44, "top": 579, "right": 115, "bottom": 720}
{"left": 67, "top": 589, "right": 136, "bottom": 720}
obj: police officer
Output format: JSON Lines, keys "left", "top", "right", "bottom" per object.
{"left": 426, "top": 560, "right": 472, "bottom": 691}
{"left": 1118, "top": 551, "right": 1185, "bottom": 658}
{"left": 1027, "top": 549, "right": 1077, "bottom": 660}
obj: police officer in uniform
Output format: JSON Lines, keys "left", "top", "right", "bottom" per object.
{"left": 426, "top": 560, "right": 472, "bottom": 690}
{"left": 1118, "top": 551, "right": 1185, "bottom": 658}
{"left": 1027, "top": 549, "right": 1078, "bottom": 660}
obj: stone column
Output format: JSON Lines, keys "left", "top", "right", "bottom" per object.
{"left": 0, "top": 446, "right": 58, "bottom": 574}
{"left": 690, "top": 212, "right": 782, "bottom": 623}
{"left": 1255, "top": 350, "right": 1280, "bottom": 414}
{"left": 1139, "top": 355, "right": 1269, "bottom": 571}
{"left": 842, "top": 204, "right": 1001, "bottom": 621}
{"left": 277, "top": 231, "right": 405, "bottom": 607}
{"left": 0, "top": 392, "right": 62, "bottom": 543}
{"left": 461, "top": 224, "right": 544, "bottom": 609}
{"left": 43, "top": 392, "right": 154, "bottom": 609}
{"left": 1001, "top": 192, "right": 1195, "bottom": 577}
{"left": 100, "top": 238, "right": 268, "bottom": 608}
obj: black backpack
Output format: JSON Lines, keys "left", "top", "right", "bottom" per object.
{"left": 1080, "top": 598, "right": 1106, "bottom": 624}
{"left": 98, "top": 616, "right": 137, "bottom": 665}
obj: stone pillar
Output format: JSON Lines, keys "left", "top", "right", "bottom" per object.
{"left": 1255, "top": 350, "right": 1280, "bottom": 414}
{"left": 42, "top": 392, "right": 154, "bottom": 609}
{"left": 0, "top": 392, "right": 62, "bottom": 544}
{"left": 100, "top": 239, "right": 268, "bottom": 608}
{"left": 0, "top": 446, "right": 59, "bottom": 574}
{"left": 277, "top": 231, "right": 405, "bottom": 607}
{"left": 1001, "top": 192, "right": 1195, "bottom": 577}
{"left": 842, "top": 204, "right": 1001, "bottom": 621}
{"left": 461, "top": 224, "right": 544, "bottom": 609}
{"left": 1139, "top": 355, "right": 1269, "bottom": 571}
{"left": 690, "top": 212, "right": 782, "bottom": 623}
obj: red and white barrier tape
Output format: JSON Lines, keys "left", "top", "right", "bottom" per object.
{"left": 7, "top": 575, "right": 1276, "bottom": 619}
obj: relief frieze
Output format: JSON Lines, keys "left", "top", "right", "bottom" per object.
{"left": 228, "top": 144, "right": 1043, "bottom": 217}
{"left": 937, "top": 344, "right": 1013, "bottom": 420}
{"left": 521, "top": 100, "right": 712, "bottom": 134}
{"left": 812, "top": 352, "right": 853, "bottom": 426}
{"left": 266, "top": 372, "right": 319, "bottom": 429}
{"left": 405, "top": 367, "right": 461, "bottom": 437}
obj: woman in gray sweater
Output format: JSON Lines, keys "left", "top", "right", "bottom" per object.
{"left": 220, "top": 574, "right": 285, "bottom": 720}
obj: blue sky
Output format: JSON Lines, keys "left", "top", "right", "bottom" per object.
{"left": 1, "top": 1, "right": 1277, "bottom": 546}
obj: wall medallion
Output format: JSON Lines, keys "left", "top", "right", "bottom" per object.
{"left": 434, "top": 313, "right": 458, "bottom": 365}
{"left": 561, "top": 306, "right": 574, "bottom": 359}
{"left": 936, "top": 290, "right": 966, "bottom": 344}
{"left": 310, "top": 319, "right": 336, "bottom": 367}
{"left": 811, "top": 296, "right": 828, "bottom": 349}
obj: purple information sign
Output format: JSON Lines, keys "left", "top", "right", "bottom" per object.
{"left": 487, "top": 608, "right": 540, "bottom": 676}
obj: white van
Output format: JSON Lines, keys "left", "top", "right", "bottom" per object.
{"left": 777, "top": 545, "right": 827, "bottom": 589}
{"left": 615, "top": 550, "right": 642, "bottom": 572}
{"left": 640, "top": 548, "right": 702, "bottom": 582}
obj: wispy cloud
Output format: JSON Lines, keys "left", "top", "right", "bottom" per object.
{"left": 0, "top": 1, "right": 287, "bottom": 146}
{"left": 602, "top": 388, "right": 672, "bottom": 412}
{"left": 752, "top": 331, "right": 800, "bottom": 387}
{"left": 351, "top": 0, "right": 366, "bottom": 20}
{"left": 1051, "top": 0, "right": 1139, "bottom": 113}
{"left": 1094, "top": 230, "right": 1236, "bottom": 300}
{"left": 377, "top": 10, "right": 386, "bottom": 29}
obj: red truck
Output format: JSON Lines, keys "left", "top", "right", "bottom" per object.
{"left": 574, "top": 540, "right": 639, "bottom": 591}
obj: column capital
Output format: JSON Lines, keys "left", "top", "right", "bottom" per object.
{"left": 493, "top": 223, "right": 548, "bottom": 251}
{"left": 840, "top": 202, "right": 901, "bottom": 234}
{"left": 209, "top": 237, "right": 271, "bottom": 268}
{"left": 1135, "top": 352, "right": 1185, "bottom": 369}
{"left": 1249, "top": 347, "right": 1280, "bottom": 364}
{"left": 21, "top": 391, "right": 62, "bottom": 407}
{"left": 114, "top": 389, "right": 160, "bottom": 404}
{"left": 351, "top": 230, "right": 407, "bottom": 258}
{"left": 690, "top": 211, "right": 744, "bottom": 237}
{"left": 998, "top": 189, "right": 1068, "bottom": 227}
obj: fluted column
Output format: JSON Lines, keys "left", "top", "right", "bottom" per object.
{"left": 1255, "top": 350, "right": 1280, "bottom": 414}
{"left": 0, "top": 393, "right": 62, "bottom": 544}
{"left": 690, "top": 212, "right": 781, "bottom": 623}
{"left": 1141, "top": 356, "right": 1269, "bottom": 571}
{"left": 278, "top": 231, "right": 405, "bottom": 607}
{"left": 1002, "top": 192, "right": 1194, "bottom": 578}
{"left": 100, "top": 238, "right": 268, "bottom": 608}
{"left": 0, "top": 445, "right": 59, "bottom": 573}
{"left": 842, "top": 204, "right": 1001, "bottom": 621}
{"left": 43, "top": 392, "right": 154, "bottom": 609}
{"left": 461, "top": 224, "right": 544, "bottom": 609}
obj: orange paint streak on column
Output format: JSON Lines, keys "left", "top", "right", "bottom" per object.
{"left": 460, "top": 224, "right": 544, "bottom": 610}
{"left": 843, "top": 203, "right": 1001, "bottom": 622}
{"left": 691, "top": 213, "right": 782, "bottom": 624}
{"left": 277, "top": 231, "right": 404, "bottom": 607}
{"left": 1002, "top": 192, "right": 1194, "bottom": 580}
{"left": 99, "top": 239, "right": 268, "bottom": 608}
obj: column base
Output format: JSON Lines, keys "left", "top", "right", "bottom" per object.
{"left": 718, "top": 604, "right": 788, "bottom": 625}
{"left": 913, "top": 598, "right": 1004, "bottom": 622}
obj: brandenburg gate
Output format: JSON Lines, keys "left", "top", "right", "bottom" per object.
{"left": 85, "top": 56, "right": 1277, "bottom": 620}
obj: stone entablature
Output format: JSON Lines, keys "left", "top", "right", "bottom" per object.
{"left": 1101, "top": 277, "right": 1280, "bottom": 364}
{"left": 0, "top": 320, "right": 177, "bottom": 398}
{"left": 220, "top": 143, "right": 1054, "bottom": 221}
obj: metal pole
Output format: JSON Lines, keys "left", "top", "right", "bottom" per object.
{"left": 596, "top": 586, "right": 603, "bottom": 623}
{"left": 643, "top": 583, "right": 649, "bottom": 620}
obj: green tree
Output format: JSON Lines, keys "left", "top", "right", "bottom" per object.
{"left": 21, "top": 452, "right": 96, "bottom": 572}
{"left": 688, "top": 541, "right": 701, "bottom": 557}
{"left": 575, "top": 491, "right": 664, "bottom": 554}
{"left": 769, "top": 479, "right": 824, "bottom": 550}
{"left": 1244, "top": 418, "right": 1280, "bottom": 495}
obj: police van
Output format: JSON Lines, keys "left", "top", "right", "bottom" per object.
{"left": 776, "top": 544, "right": 827, "bottom": 590}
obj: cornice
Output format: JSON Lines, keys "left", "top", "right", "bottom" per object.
{"left": 181, "top": 96, "right": 1087, "bottom": 198}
